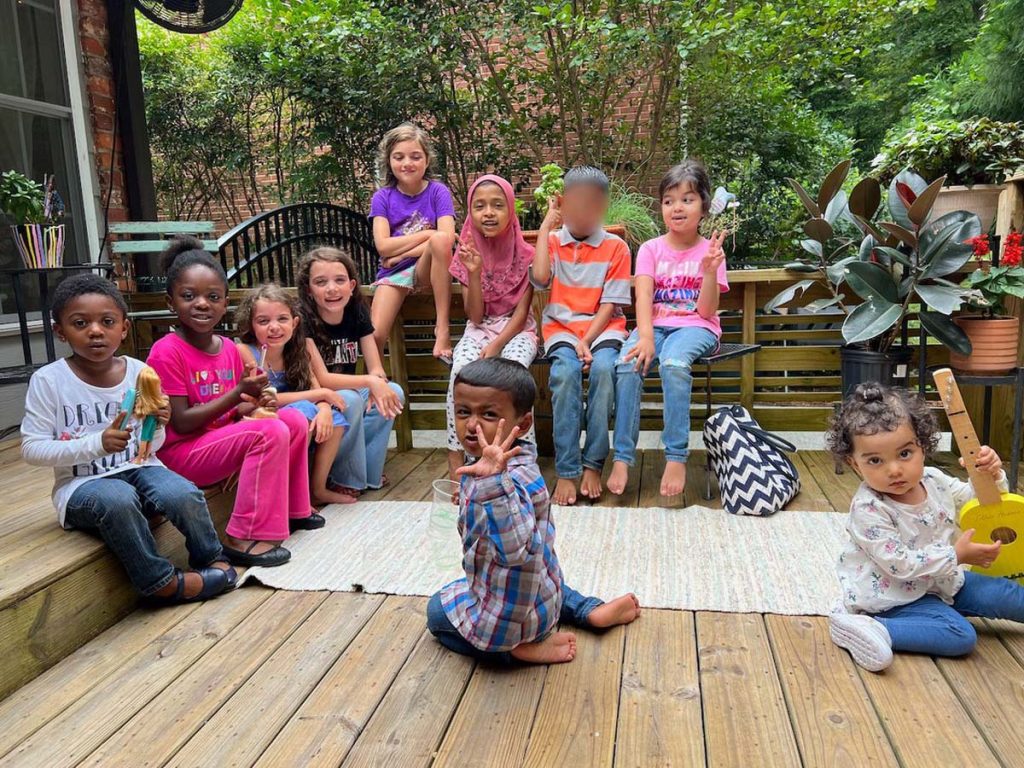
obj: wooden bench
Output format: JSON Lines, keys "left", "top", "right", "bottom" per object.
{"left": 0, "top": 439, "right": 235, "bottom": 700}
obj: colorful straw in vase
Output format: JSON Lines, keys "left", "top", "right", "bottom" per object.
{"left": 12, "top": 224, "right": 65, "bottom": 268}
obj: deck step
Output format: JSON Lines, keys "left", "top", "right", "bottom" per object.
{"left": 0, "top": 441, "right": 234, "bottom": 700}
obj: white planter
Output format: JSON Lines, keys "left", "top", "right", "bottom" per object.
{"left": 928, "top": 184, "right": 1005, "bottom": 233}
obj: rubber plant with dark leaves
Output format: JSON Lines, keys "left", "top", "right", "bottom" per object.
{"left": 765, "top": 160, "right": 980, "bottom": 356}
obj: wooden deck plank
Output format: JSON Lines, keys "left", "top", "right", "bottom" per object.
{"left": 638, "top": 450, "right": 667, "bottom": 509}
{"left": 765, "top": 615, "right": 899, "bottom": 767}
{"left": 522, "top": 627, "right": 625, "bottom": 767}
{"left": 383, "top": 449, "right": 449, "bottom": 502}
{"left": 614, "top": 610, "right": 704, "bottom": 768}
{"left": 0, "top": 603, "right": 200, "bottom": 756}
{"left": 858, "top": 654, "right": 1000, "bottom": 768}
{"left": 75, "top": 592, "right": 332, "bottom": 766}
{"left": 433, "top": 665, "right": 547, "bottom": 768}
{"left": 0, "top": 587, "right": 274, "bottom": 766}
{"left": 801, "top": 450, "right": 860, "bottom": 512}
{"left": 936, "top": 627, "right": 1024, "bottom": 766}
{"left": 340, "top": 631, "right": 475, "bottom": 768}
{"left": 254, "top": 596, "right": 426, "bottom": 768}
{"left": 697, "top": 612, "right": 801, "bottom": 767}
{"left": 156, "top": 593, "right": 384, "bottom": 768}
{"left": 787, "top": 454, "right": 836, "bottom": 511}
{"left": 362, "top": 449, "right": 433, "bottom": 502}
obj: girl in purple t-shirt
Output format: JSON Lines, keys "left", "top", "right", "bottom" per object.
{"left": 369, "top": 122, "right": 457, "bottom": 362}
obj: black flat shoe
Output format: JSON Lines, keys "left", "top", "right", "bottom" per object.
{"left": 203, "top": 563, "right": 238, "bottom": 590}
{"left": 289, "top": 512, "right": 325, "bottom": 532}
{"left": 222, "top": 541, "right": 292, "bottom": 567}
{"left": 147, "top": 567, "right": 229, "bottom": 606}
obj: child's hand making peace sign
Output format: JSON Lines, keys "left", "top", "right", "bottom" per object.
{"left": 455, "top": 419, "right": 523, "bottom": 478}
{"left": 700, "top": 230, "right": 727, "bottom": 278}
{"left": 456, "top": 235, "right": 483, "bottom": 275}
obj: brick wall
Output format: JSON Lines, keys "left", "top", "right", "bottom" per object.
{"left": 76, "top": 0, "right": 129, "bottom": 226}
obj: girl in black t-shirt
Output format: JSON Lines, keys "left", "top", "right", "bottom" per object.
{"left": 298, "top": 247, "right": 405, "bottom": 493}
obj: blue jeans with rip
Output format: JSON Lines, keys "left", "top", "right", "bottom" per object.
{"left": 63, "top": 465, "right": 224, "bottom": 596}
{"left": 549, "top": 344, "right": 618, "bottom": 479}
{"left": 329, "top": 383, "right": 405, "bottom": 491}
{"left": 426, "top": 584, "right": 604, "bottom": 665}
{"left": 612, "top": 325, "right": 718, "bottom": 466}
{"left": 874, "top": 571, "right": 1024, "bottom": 657}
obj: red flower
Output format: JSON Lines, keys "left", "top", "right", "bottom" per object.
{"left": 1004, "top": 231, "right": 1022, "bottom": 267}
{"left": 967, "top": 234, "right": 990, "bottom": 257}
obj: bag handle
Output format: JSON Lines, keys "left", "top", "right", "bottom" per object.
{"left": 724, "top": 405, "right": 798, "bottom": 454}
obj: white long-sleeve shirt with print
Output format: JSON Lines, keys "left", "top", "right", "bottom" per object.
{"left": 21, "top": 356, "right": 165, "bottom": 527}
{"left": 838, "top": 466, "right": 1009, "bottom": 614}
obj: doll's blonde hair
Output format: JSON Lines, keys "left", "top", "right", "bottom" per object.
{"left": 134, "top": 365, "right": 169, "bottom": 417}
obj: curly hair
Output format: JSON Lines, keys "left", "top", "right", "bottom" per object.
{"left": 296, "top": 246, "right": 362, "bottom": 360}
{"left": 234, "top": 283, "right": 312, "bottom": 392}
{"left": 377, "top": 122, "right": 435, "bottom": 187}
{"left": 826, "top": 382, "right": 940, "bottom": 462}
{"left": 159, "top": 235, "right": 227, "bottom": 294}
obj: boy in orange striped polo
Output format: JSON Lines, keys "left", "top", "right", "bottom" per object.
{"left": 531, "top": 166, "right": 631, "bottom": 505}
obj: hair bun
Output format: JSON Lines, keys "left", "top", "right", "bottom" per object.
{"left": 854, "top": 382, "right": 884, "bottom": 403}
{"left": 159, "top": 235, "right": 206, "bottom": 273}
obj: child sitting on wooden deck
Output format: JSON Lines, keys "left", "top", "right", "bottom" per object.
{"left": 427, "top": 358, "right": 640, "bottom": 665}
{"left": 827, "top": 383, "right": 1024, "bottom": 672}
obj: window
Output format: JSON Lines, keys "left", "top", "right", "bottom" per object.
{"left": 0, "top": 0, "right": 98, "bottom": 316}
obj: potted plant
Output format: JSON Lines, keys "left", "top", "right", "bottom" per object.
{"left": 949, "top": 231, "right": 1024, "bottom": 373}
{"left": 871, "top": 118, "right": 1024, "bottom": 233}
{"left": 0, "top": 170, "right": 66, "bottom": 268}
{"left": 516, "top": 163, "right": 633, "bottom": 244}
{"left": 767, "top": 160, "right": 981, "bottom": 396}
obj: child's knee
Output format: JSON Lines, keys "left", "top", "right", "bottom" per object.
{"left": 661, "top": 358, "right": 694, "bottom": 383}
{"left": 340, "top": 390, "right": 365, "bottom": 422}
{"left": 943, "top": 616, "right": 977, "bottom": 656}
{"left": 426, "top": 592, "right": 448, "bottom": 634}
{"left": 388, "top": 381, "right": 406, "bottom": 404}
{"left": 549, "top": 358, "right": 580, "bottom": 390}
{"left": 588, "top": 352, "right": 616, "bottom": 380}
{"left": 429, "top": 230, "right": 455, "bottom": 252}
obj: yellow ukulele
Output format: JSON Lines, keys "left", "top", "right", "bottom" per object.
{"left": 933, "top": 367, "right": 1024, "bottom": 585}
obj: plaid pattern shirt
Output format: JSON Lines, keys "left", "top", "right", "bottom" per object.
{"left": 440, "top": 442, "right": 563, "bottom": 652}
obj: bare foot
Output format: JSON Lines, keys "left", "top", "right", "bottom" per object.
{"left": 433, "top": 329, "right": 453, "bottom": 362}
{"left": 553, "top": 477, "right": 578, "bottom": 505}
{"left": 510, "top": 632, "right": 578, "bottom": 664}
{"left": 607, "top": 461, "right": 629, "bottom": 495}
{"left": 587, "top": 593, "right": 641, "bottom": 628}
{"left": 580, "top": 467, "right": 603, "bottom": 499}
{"left": 312, "top": 488, "right": 358, "bottom": 506}
{"left": 660, "top": 460, "right": 687, "bottom": 497}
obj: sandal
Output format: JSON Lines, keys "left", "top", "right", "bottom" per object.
{"left": 147, "top": 567, "right": 228, "bottom": 606}
{"left": 222, "top": 541, "right": 291, "bottom": 567}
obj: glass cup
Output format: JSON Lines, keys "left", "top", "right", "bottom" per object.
{"left": 429, "top": 479, "right": 462, "bottom": 571}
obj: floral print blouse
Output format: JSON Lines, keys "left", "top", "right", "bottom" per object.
{"left": 838, "top": 467, "right": 1008, "bottom": 614}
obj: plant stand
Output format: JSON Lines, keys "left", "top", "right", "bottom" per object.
{"left": 0, "top": 265, "right": 115, "bottom": 384}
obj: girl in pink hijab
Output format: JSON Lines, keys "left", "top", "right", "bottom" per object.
{"left": 446, "top": 174, "right": 539, "bottom": 477}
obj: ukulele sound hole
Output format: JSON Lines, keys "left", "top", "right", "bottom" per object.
{"left": 990, "top": 527, "right": 1017, "bottom": 545}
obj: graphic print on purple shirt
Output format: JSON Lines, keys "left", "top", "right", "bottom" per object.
{"left": 369, "top": 181, "right": 456, "bottom": 280}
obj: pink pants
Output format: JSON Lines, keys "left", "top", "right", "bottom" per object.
{"left": 159, "top": 408, "right": 311, "bottom": 541}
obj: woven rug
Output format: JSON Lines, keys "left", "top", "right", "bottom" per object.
{"left": 239, "top": 501, "right": 847, "bottom": 616}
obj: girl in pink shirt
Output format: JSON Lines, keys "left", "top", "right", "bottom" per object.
{"left": 147, "top": 237, "right": 321, "bottom": 567}
{"left": 608, "top": 160, "right": 730, "bottom": 499}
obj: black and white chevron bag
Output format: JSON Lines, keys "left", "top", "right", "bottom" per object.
{"left": 703, "top": 405, "right": 801, "bottom": 517}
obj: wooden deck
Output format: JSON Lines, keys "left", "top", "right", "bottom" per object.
{"left": 3, "top": 447, "right": 1024, "bottom": 767}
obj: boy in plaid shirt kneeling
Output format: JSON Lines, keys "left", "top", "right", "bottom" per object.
{"left": 427, "top": 358, "right": 640, "bottom": 664}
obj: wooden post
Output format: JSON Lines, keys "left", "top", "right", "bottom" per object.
{"left": 387, "top": 312, "right": 413, "bottom": 452}
{"left": 740, "top": 282, "right": 757, "bottom": 411}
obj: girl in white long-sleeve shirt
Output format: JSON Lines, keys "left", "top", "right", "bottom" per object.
{"left": 21, "top": 274, "right": 232, "bottom": 604}
{"left": 825, "top": 382, "right": 1022, "bottom": 672}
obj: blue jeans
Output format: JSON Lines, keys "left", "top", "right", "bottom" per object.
{"left": 874, "top": 571, "right": 1024, "bottom": 657}
{"left": 613, "top": 326, "right": 718, "bottom": 466}
{"left": 329, "top": 383, "right": 405, "bottom": 491}
{"left": 63, "top": 466, "right": 224, "bottom": 596}
{"left": 549, "top": 344, "right": 618, "bottom": 478}
{"left": 426, "top": 584, "right": 604, "bottom": 665}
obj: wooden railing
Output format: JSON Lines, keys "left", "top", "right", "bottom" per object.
{"left": 122, "top": 268, "right": 961, "bottom": 454}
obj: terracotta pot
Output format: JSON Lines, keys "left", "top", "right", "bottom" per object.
{"left": 928, "top": 184, "right": 1005, "bottom": 233}
{"left": 950, "top": 315, "right": 1021, "bottom": 374}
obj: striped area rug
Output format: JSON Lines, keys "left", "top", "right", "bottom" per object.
{"left": 239, "top": 501, "right": 847, "bottom": 616}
